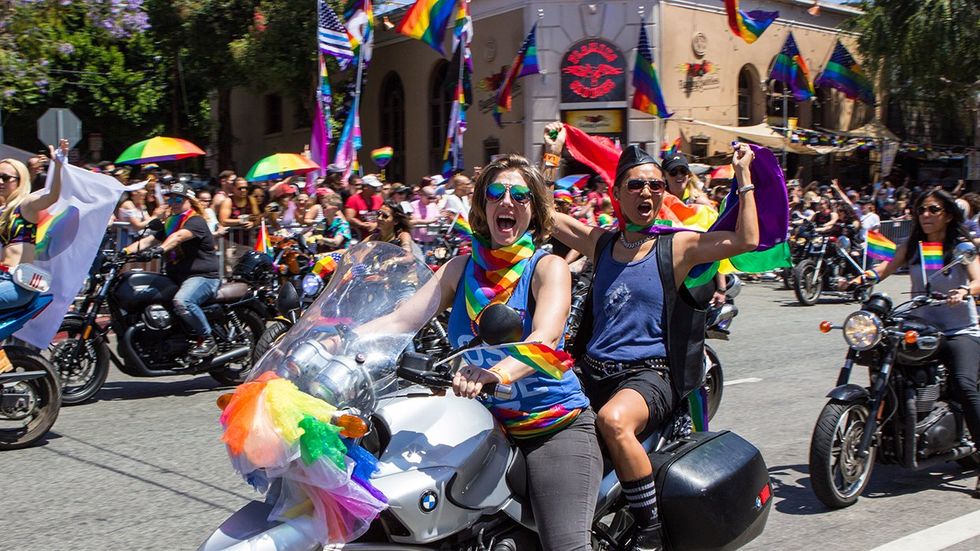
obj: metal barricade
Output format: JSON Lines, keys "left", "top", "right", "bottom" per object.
{"left": 879, "top": 218, "right": 913, "bottom": 245}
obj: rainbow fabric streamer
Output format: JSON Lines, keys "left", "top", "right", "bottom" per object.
{"left": 452, "top": 215, "right": 472, "bottom": 238}
{"left": 370, "top": 147, "right": 393, "bottom": 168}
{"left": 493, "top": 23, "right": 539, "bottom": 126}
{"left": 496, "top": 342, "right": 573, "bottom": 380}
{"left": 254, "top": 220, "right": 273, "bottom": 257}
{"left": 921, "top": 242, "right": 944, "bottom": 270}
{"left": 815, "top": 40, "right": 875, "bottom": 104}
{"left": 395, "top": 0, "right": 457, "bottom": 55}
{"left": 494, "top": 404, "right": 581, "bottom": 439}
{"left": 770, "top": 33, "right": 814, "bottom": 101}
{"left": 724, "top": 0, "right": 778, "bottom": 44}
{"left": 463, "top": 233, "right": 535, "bottom": 321}
{"left": 220, "top": 371, "right": 387, "bottom": 545}
{"left": 866, "top": 230, "right": 896, "bottom": 261}
{"left": 631, "top": 21, "right": 671, "bottom": 118}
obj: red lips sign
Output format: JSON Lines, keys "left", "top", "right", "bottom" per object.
{"left": 561, "top": 39, "right": 627, "bottom": 103}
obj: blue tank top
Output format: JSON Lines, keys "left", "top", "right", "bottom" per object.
{"left": 586, "top": 238, "right": 668, "bottom": 361}
{"left": 448, "top": 250, "right": 589, "bottom": 439}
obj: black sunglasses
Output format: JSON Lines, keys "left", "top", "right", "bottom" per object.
{"left": 624, "top": 179, "right": 667, "bottom": 193}
{"left": 916, "top": 205, "right": 944, "bottom": 215}
{"left": 0, "top": 174, "right": 20, "bottom": 184}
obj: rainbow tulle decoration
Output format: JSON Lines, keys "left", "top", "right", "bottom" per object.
{"left": 724, "top": 0, "right": 778, "bottom": 44}
{"left": 921, "top": 242, "right": 944, "bottom": 270}
{"left": 496, "top": 343, "right": 573, "bottom": 380}
{"left": 220, "top": 371, "right": 387, "bottom": 545}
{"left": 866, "top": 230, "right": 896, "bottom": 261}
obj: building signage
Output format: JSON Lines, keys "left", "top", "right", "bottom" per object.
{"left": 678, "top": 60, "right": 720, "bottom": 94}
{"left": 560, "top": 39, "right": 626, "bottom": 103}
{"left": 562, "top": 109, "right": 625, "bottom": 146}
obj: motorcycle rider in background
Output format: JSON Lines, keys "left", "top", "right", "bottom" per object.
{"left": 124, "top": 182, "right": 221, "bottom": 358}
{"left": 542, "top": 122, "right": 760, "bottom": 550}
{"left": 845, "top": 189, "right": 980, "bottom": 497}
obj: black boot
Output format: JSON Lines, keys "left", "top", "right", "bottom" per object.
{"left": 189, "top": 335, "right": 216, "bottom": 358}
{"left": 631, "top": 523, "right": 664, "bottom": 551}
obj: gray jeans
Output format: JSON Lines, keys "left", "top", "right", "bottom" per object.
{"left": 518, "top": 408, "right": 601, "bottom": 551}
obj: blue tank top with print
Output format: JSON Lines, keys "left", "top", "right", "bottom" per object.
{"left": 448, "top": 250, "right": 589, "bottom": 439}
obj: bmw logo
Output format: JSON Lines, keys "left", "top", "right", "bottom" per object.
{"left": 754, "top": 496, "right": 762, "bottom": 510}
{"left": 419, "top": 490, "right": 439, "bottom": 513}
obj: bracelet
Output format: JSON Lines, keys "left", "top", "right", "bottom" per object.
{"left": 737, "top": 184, "right": 755, "bottom": 194}
{"left": 488, "top": 367, "right": 512, "bottom": 385}
{"left": 543, "top": 153, "right": 561, "bottom": 168}
{"left": 863, "top": 270, "right": 879, "bottom": 282}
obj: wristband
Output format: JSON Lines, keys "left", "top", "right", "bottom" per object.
{"left": 543, "top": 153, "right": 561, "bottom": 168}
{"left": 488, "top": 367, "right": 512, "bottom": 385}
{"left": 863, "top": 270, "right": 879, "bottom": 282}
{"left": 736, "top": 184, "right": 755, "bottom": 195}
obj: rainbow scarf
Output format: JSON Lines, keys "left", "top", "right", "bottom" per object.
{"left": 920, "top": 242, "right": 944, "bottom": 270}
{"left": 866, "top": 230, "right": 896, "bottom": 262}
{"left": 725, "top": 0, "right": 778, "bottom": 44}
{"left": 463, "top": 232, "right": 535, "bottom": 322}
{"left": 494, "top": 404, "right": 581, "bottom": 440}
{"left": 496, "top": 343, "right": 573, "bottom": 380}
{"left": 164, "top": 209, "right": 196, "bottom": 236}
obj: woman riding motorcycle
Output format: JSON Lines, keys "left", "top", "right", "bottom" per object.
{"left": 0, "top": 139, "right": 68, "bottom": 309}
{"left": 542, "top": 122, "right": 760, "bottom": 550}
{"left": 845, "top": 189, "right": 980, "bottom": 497}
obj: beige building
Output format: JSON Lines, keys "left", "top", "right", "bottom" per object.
{"left": 226, "top": 0, "right": 870, "bottom": 184}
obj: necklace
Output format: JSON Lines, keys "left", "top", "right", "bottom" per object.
{"left": 619, "top": 232, "right": 655, "bottom": 250}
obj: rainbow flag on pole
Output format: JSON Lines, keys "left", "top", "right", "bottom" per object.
{"left": 497, "top": 343, "right": 573, "bottom": 380}
{"left": 865, "top": 230, "right": 896, "bottom": 261}
{"left": 661, "top": 137, "right": 681, "bottom": 160}
{"left": 395, "top": 0, "right": 457, "bottom": 55}
{"left": 770, "top": 33, "right": 814, "bottom": 101}
{"left": 724, "top": 0, "right": 778, "bottom": 44}
{"left": 452, "top": 215, "right": 472, "bottom": 238}
{"left": 815, "top": 40, "right": 875, "bottom": 104}
{"left": 921, "top": 242, "right": 944, "bottom": 270}
{"left": 631, "top": 20, "right": 671, "bottom": 118}
{"left": 493, "top": 23, "right": 539, "bottom": 126}
{"left": 255, "top": 220, "right": 273, "bottom": 257}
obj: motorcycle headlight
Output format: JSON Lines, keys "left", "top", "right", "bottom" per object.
{"left": 301, "top": 273, "right": 323, "bottom": 297}
{"left": 842, "top": 311, "right": 883, "bottom": 350}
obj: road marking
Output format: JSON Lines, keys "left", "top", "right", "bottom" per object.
{"left": 724, "top": 377, "right": 762, "bottom": 386}
{"left": 868, "top": 509, "right": 980, "bottom": 551}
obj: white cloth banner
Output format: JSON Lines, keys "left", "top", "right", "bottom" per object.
{"left": 14, "top": 163, "right": 136, "bottom": 348}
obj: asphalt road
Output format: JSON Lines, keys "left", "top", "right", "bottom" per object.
{"left": 4, "top": 274, "right": 979, "bottom": 550}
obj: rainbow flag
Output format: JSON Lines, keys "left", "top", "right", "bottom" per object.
{"left": 395, "top": 0, "right": 457, "bottom": 55}
{"left": 770, "top": 33, "right": 814, "bottom": 101}
{"left": 661, "top": 137, "right": 681, "bottom": 160}
{"left": 442, "top": 79, "right": 467, "bottom": 177}
{"left": 555, "top": 174, "right": 590, "bottom": 190}
{"left": 921, "top": 242, "right": 944, "bottom": 270}
{"left": 724, "top": 0, "right": 778, "bottom": 44}
{"left": 333, "top": 94, "right": 362, "bottom": 181}
{"left": 255, "top": 220, "right": 273, "bottom": 257}
{"left": 493, "top": 23, "right": 539, "bottom": 126}
{"left": 344, "top": 0, "right": 374, "bottom": 61}
{"left": 631, "top": 21, "right": 671, "bottom": 118}
{"left": 452, "top": 215, "right": 472, "bottom": 237}
{"left": 497, "top": 343, "right": 572, "bottom": 380}
{"left": 815, "top": 40, "right": 875, "bottom": 104}
{"left": 866, "top": 230, "right": 896, "bottom": 261}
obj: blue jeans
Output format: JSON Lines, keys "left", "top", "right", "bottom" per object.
{"left": 172, "top": 276, "right": 220, "bottom": 337}
{"left": 0, "top": 271, "right": 37, "bottom": 311}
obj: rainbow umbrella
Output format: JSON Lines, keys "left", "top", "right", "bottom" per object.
{"left": 245, "top": 153, "right": 320, "bottom": 183}
{"left": 708, "top": 165, "right": 735, "bottom": 180}
{"left": 115, "top": 137, "right": 205, "bottom": 165}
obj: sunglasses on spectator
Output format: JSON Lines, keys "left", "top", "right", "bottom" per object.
{"left": 916, "top": 205, "right": 944, "bottom": 215}
{"left": 486, "top": 182, "right": 532, "bottom": 204}
{"left": 624, "top": 179, "right": 667, "bottom": 193}
{"left": 0, "top": 174, "right": 20, "bottom": 184}
{"left": 668, "top": 168, "right": 689, "bottom": 177}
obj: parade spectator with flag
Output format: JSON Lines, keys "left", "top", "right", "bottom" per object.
{"left": 844, "top": 190, "right": 979, "bottom": 498}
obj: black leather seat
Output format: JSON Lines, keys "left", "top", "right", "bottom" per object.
{"left": 212, "top": 282, "right": 250, "bottom": 303}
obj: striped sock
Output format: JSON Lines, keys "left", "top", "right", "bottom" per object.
{"left": 622, "top": 473, "right": 659, "bottom": 528}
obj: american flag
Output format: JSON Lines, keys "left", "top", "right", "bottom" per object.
{"left": 637, "top": 21, "right": 653, "bottom": 63}
{"left": 318, "top": 0, "right": 354, "bottom": 68}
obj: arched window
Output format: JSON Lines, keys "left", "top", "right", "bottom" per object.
{"left": 766, "top": 80, "right": 799, "bottom": 123}
{"left": 737, "top": 64, "right": 762, "bottom": 126}
{"left": 428, "top": 60, "right": 454, "bottom": 173}
{"left": 380, "top": 72, "right": 406, "bottom": 183}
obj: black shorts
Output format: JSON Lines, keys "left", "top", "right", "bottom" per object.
{"left": 581, "top": 368, "right": 676, "bottom": 439}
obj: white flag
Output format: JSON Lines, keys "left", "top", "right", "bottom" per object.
{"left": 14, "top": 163, "right": 135, "bottom": 348}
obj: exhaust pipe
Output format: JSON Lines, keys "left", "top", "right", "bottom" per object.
{"left": 208, "top": 346, "right": 250, "bottom": 368}
{"left": 914, "top": 444, "right": 976, "bottom": 471}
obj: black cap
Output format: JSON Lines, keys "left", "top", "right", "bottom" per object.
{"left": 662, "top": 153, "right": 690, "bottom": 174}
{"left": 165, "top": 182, "right": 196, "bottom": 200}
{"left": 615, "top": 145, "right": 660, "bottom": 186}
{"left": 857, "top": 196, "right": 873, "bottom": 205}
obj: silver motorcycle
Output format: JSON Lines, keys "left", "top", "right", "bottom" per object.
{"left": 201, "top": 242, "right": 772, "bottom": 551}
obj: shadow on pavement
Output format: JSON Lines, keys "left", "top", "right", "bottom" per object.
{"left": 768, "top": 463, "right": 828, "bottom": 516}
{"left": 89, "top": 376, "right": 231, "bottom": 403}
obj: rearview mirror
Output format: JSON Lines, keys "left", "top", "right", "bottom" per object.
{"left": 953, "top": 242, "right": 977, "bottom": 265}
{"left": 477, "top": 304, "right": 523, "bottom": 345}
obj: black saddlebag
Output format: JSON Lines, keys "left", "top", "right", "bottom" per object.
{"left": 649, "top": 430, "right": 772, "bottom": 551}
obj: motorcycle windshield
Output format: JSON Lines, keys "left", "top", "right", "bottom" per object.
{"left": 249, "top": 242, "right": 439, "bottom": 413}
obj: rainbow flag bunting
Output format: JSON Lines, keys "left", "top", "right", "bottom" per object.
{"left": 395, "top": 0, "right": 457, "bottom": 55}
{"left": 497, "top": 343, "right": 573, "bottom": 380}
{"left": 724, "top": 0, "right": 778, "bottom": 44}
{"left": 255, "top": 220, "right": 273, "bottom": 257}
{"left": 815, "top": 40, "right": 875, "bottom": 104}
{"left": 631, "top": 20, "right": 671, "bottom": 118}
{"left": 493, "top": 23, "right": 539, "bottom": 126}
{"left": 921, "top": 242, "right": 944, "bottom": 270}
{"left": 866, "top": 230, "right": 896, "bottom": 261}
{"left": 770, "top": 33, "right": 814, "bottom": 101}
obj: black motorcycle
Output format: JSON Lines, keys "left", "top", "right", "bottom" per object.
{"left": 782, "top": 217, "right": 815, "bottom": 289}
{"left": 49, "top": 248, "right": 267, "bottom": 405}
{"left": 808, "top": 243, "right": 980, "bottom": 508}
{"left": 793, "top": 229, "right": 873, "bottom": 306}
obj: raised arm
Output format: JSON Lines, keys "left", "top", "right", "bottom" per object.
{"left": 21, "top": 139, "right": 69, "bottom": 223}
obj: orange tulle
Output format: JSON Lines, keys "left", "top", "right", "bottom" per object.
{"left": 220, "top": 372, "right": 279, "bottom": 454}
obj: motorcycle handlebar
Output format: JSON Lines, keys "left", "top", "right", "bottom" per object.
{"left": 397, "top": 355, "right": 514, "bottom": 400}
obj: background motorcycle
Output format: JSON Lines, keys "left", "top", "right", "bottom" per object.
{"left": 782, "top": 218, "right": 815, "bottom": 289}
{"left": 0, "top": 286, "right": 61, "bottom": 450}
{"left": 808, "top": 243, "right": 980, "bottom": 508}
{"left": 48, "top": 245, "right": 267, "bottom": 405}
{"left": 793, "top": 230, "right": 873, "bottom": 306}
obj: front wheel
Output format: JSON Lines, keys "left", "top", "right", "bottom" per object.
{"left": 0, "top": 346, "right": 62, "bottom": 450}
{"left": 48, "top": 318, "right": 110, "bottom": 405}
{"left": 793, "top": 259, "right": 823, "bottom": 306}
{"left": 809, "top": 400, "right": 876, "bottom": 508}
{"left": 252, "top": 320, "right": 291, "bottom": 365}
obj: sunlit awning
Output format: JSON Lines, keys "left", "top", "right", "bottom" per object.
{"left": 675, "top": 120, "right": 828, "bottom": 155}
